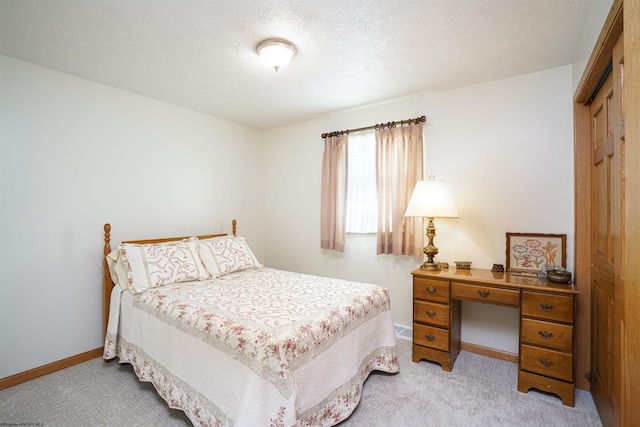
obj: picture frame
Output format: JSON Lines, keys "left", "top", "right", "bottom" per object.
{"left": 505, "top": 232, "right": 566, "bottom": 275}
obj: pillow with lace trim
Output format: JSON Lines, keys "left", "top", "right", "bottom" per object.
{"left": 120, "top": 237, "right": 208, "bottom": 293}
{"left": 198, "top": 236, "right": 262, "bottom": 277}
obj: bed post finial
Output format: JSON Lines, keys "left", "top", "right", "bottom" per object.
{"left": 232, "top": 219, "right": 237, "bottom": 237}
{"left": 104, "top": 223, "right": 111, "bottom": 255}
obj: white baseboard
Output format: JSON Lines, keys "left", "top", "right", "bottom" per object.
{"left": 393, "top": 324, "right": 413, "bottom": 340}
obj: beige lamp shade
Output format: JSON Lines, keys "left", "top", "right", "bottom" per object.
{"left": 404, "top": 179, "right": 459, "bottom": 218}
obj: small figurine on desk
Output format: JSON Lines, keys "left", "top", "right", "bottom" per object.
{"left": 491, "top": 264, "right": 504, "bottom": 272}
{"left": 454, "top": 261, "right": 472, "bottom": 270}
{"left": 439, "top": 262, "right": 449, "bottom": 269}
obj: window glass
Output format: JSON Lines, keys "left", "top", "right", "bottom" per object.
{"left": 346, "top": 130, "right": 377, "bottom": 233}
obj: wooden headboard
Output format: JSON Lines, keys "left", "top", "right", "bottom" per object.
{"left": 102, "top": 219, "right": 237, "bottom": 339}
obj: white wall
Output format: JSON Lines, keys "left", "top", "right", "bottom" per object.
{"left": 572, "top": 0, "right": 614, "bottom": 93}
{"left": 263, "top": 65, "right": 575, "bottom": 355}
{"left": 0, "top": 55, "right": 265, "bottom": 378}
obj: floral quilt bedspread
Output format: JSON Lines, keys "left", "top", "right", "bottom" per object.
{"left": 104, "top": 267, "right": 399, "bottom": 426}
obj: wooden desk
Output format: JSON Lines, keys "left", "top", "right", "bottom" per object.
{"left": 411, "top": 267, "right": 579, "bottom": 406}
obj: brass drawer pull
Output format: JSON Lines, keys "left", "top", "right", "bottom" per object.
{"left": 425, "top": 334, "right": 435, "bottom": 342}
{"left": 426, "top": 286, "right": 437, "bottom": 294}
{"left": 538, "top": 330, "right": 554, "bottom": 340}
{"left": 478, "top": 290, "right": 491, "bottom": 298}
{"left": 426, "top": 310, "right": 437, "bottom": 318}
{"left": 538, "top": 358, "right": 554, "bottom": 368}
{"left": 537, "top": 302, "right": 555, "bottom": 312}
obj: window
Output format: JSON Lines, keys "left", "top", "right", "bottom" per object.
{"left": 346, "top": 130, "right": 377, "bottom": 233}
{"left": 321, "top": 121, "right": 424, "bottom": 255}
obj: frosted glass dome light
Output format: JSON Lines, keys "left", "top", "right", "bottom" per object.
{"left": 256, "top": 38, "right": 297, "bottom": 72}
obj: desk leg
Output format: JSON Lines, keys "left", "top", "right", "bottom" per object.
{"left": 412, "top": 345, "right": 453, "bottom": 371}
{"left": 518, "top": 370, "right": 575, "bottom": 407}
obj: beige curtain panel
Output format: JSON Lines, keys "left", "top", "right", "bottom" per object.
{"left": 376, "top": 123, "right": 424, "bottom": 256}
{"left": 320, "top": 134, "right": 348, "bottom": 252}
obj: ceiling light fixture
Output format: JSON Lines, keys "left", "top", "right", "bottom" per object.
{"left": 256, "top": 38, "right": 297, "bottom": 72}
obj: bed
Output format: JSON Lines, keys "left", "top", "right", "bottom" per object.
{"left": 102, "top": 220, "right": 399, "bottom": 426}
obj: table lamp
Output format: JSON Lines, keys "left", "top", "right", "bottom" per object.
{"left": 404, "top": 176, "right": 459, "bottom": 270}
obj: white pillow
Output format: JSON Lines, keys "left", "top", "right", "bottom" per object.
{"left": 120, "top": 237, "right": 208, "bottom": 293}
{"left": 198, "top": 236, "right": 262, "bottom": 276}
{"left": 106, "top": 249, "right": 129, "bottom": 291}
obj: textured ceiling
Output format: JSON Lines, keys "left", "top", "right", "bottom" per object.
{"left": 0, "top": 0, "right": 594, "bottom": 129}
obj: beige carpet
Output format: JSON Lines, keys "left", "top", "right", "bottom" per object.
{"left": 339, "top": 338, "right": 601, "bottom": 426}
{"left": 0, "top": 338, "right": 601, "bottom": 426}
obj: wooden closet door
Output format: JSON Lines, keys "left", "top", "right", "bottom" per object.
{"left": 590, "top": 35, "right": 624, "bottom": 427}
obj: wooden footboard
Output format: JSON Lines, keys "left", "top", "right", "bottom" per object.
{"left": 103, "top": 219, "right": 237, "bottom": 339}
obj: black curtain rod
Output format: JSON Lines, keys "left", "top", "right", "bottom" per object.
{"left": 321, "top": 115, "right": 426, "bottom": 139}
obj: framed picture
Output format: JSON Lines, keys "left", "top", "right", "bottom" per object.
{"left": 505, "top": 233, "right": 566, "bottom": 275}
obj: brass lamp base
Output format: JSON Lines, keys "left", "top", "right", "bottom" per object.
{"left": 420, "top": 261, "right": 441, "bottom": 271}
{"left": 420, "top": 217, "right": 441, "bottom": 270}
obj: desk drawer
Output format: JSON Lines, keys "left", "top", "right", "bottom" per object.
{"left": 521, "top": 318, "right": 573, "bottom": 352}
{"left": 413, "top": 323, "right": 449, "bottom": 352}
{"left": 521, "top": 292, "right": 574, "bottom": 323}
{"left": 414, "top": 278, "right": 450, "bottom": 303}
{"left": 451, "top": 282, "right": 519, "bottom": 307}
{"left": 414, "top": 300, "right": 450, "bottom": 327}
{"left": 520, "top": 344, "right": 573, "bottom": 382}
